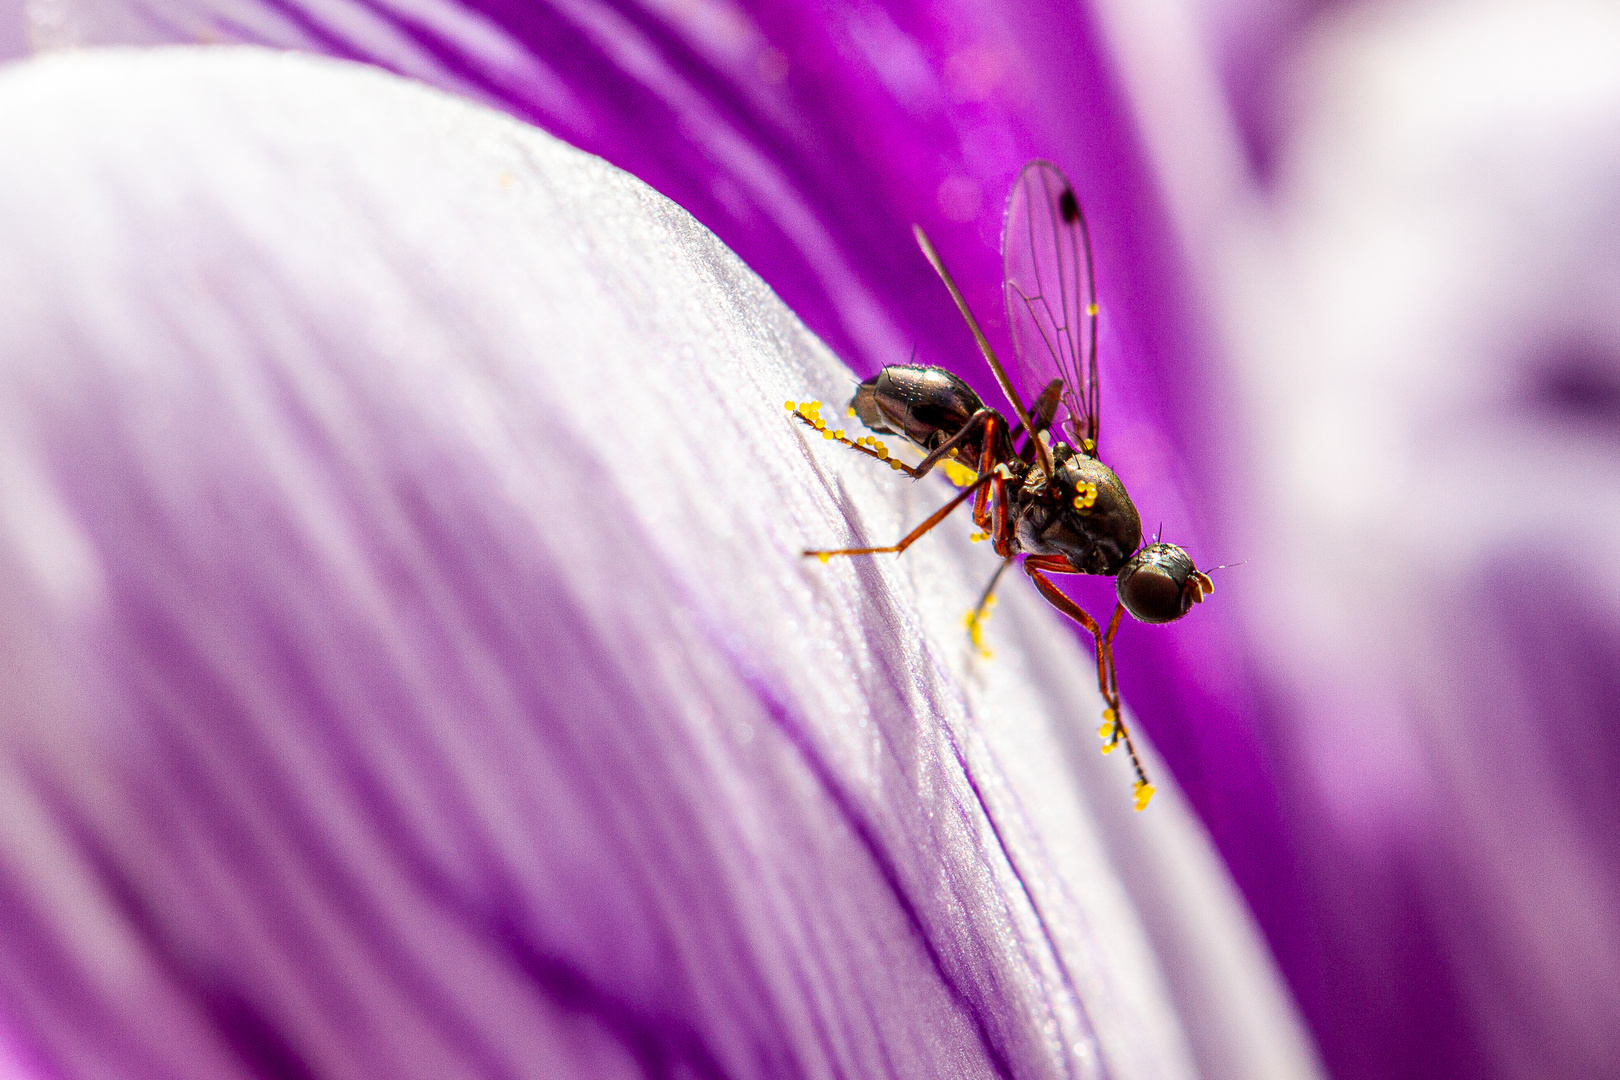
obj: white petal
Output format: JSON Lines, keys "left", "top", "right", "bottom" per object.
{"left": 0, "top": 46, "right": 1317, "bottom": 1080}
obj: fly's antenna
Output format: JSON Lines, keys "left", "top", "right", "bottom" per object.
{"left": 1154, "top": 522, "right": 1164, "bottom": 545}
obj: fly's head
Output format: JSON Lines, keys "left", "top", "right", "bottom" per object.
{"left": 1115, "top": 543, "right": 1214, "bottom": 624}
{"left": 1020, "top": 449, "right": 1142, "bottom": 574}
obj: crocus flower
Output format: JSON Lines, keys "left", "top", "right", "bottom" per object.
{"left": 0, "top": 41, "right": 1320, "bottom": 1080}
{"left": 14, "top": 0, "right": 1278, "bottom": 866}
{"left": 24, "top": 0, "right": 1618, "bottom": 1078}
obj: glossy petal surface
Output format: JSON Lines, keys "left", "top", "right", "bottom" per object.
{"left": 0, "top": 48, "right": 1315, "bottom": 1080}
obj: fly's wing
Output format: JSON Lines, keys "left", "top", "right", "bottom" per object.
{"left": 1002, "top": 161, "right": 1100, "bottom": 452}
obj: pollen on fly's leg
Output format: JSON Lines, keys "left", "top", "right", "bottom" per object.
{"left": 790, "top": 391, "right": 1005, "bottom": 658}
{"left": 785, "top": 400, "right": 919, "bottom": 483}
{"left": 962, "top": 558, "right": 1012, "bottom": 660}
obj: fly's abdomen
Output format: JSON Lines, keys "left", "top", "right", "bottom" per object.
{"left": 850, "top": 365, "right": 983, "bottom": 452}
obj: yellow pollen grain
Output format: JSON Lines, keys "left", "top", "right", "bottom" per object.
{"left": 1101, "top": 742, "right": 1115, "bottom": 755}
{"left": 834, "top": 429, "right": 845, "bottom": 439}
{"left": 1098, "top": 720, "right": 1114, "bottom": 739}
{"left": 1103, "top": 707, "right": 1117, "bottom": 722}
{"left": 1087, "top": 303, "right": 1098, "bottom": 316}
{"left": 817, "top": 553, "right": 831, "bottom": 563}
{"left": 1133, "top": 783, "right": 1155, "bottom": 812}
{"left": 847, "top": 406, "right": 857, "bottom": 417}
{"left": 784, "top": 401, "right": 795, "bottom": 411}
{"left": 890, "top": 461, "right": 904, "bottom": 471}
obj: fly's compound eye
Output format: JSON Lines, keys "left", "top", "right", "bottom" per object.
{"left": 1116, "top": 543, "right": 1211, "bottom": 624}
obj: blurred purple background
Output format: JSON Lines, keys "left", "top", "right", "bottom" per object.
{"left": 6, "top": 0, "right": 1620, "bottom": 1078}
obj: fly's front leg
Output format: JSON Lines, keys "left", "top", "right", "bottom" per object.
{"left": 1025, "top": 559, "right": 1154, "bottom": 810}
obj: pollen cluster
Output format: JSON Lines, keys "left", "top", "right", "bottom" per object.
{"left": 1098, "top": 707, "right": 1154, "bottom": 809}
{"left": 1072, "top": 482, "right": 1098, "bottom": 510}
{"left": 940, "top": 458, "right": 979, "bottom": 487}
{"left": 786, "top": 400, "right": 909, "bottom": 471}
{"left": 963, "top": 594, "right": 997, "bottom": 659}
{"left": 855, "top": 434, "right": 890, "bottom": 456}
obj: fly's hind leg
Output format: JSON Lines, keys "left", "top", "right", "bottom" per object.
{"left": 1025, "top": 559, "right": 1154, "bottom": 811}
{"left": 803, "top": 472, "right": 992, "bottom": 560}
{"left": 914, "top": 408, "right": 995, "bottom": 477}
{"left": 786, "top": 400, "right": 921, "bottom": 477}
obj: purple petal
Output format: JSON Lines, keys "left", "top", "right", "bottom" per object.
{"left": 1216, "top": 5, "right": 1620, "bottom": 1078}
{"left": 24, "top": 0, "right": 1289, "bottom": 997}
{"left": 0, "top": 47, "right": 1317, "bottom": 1080}
{"left": 20, "top": 0, "right": 1302, "bottom": 1069}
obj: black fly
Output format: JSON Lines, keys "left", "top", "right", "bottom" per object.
{"left": 790, "top": 161, "right": 1212, "bottom": 811}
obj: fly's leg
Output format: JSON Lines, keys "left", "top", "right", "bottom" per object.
{"left": 803, "top": 472, "right": 993, "bottom": 560}
{"left": 786, "top": 401, "right": 921, "bottom": 477}
{"left": 1025, "top": 560, "right": 1154, "bottom": 810}
{"left": 964, "top": 413, "right": 1020, "bottom": 556}
{"left": 913, "top": 408, "right": 996, "bottom": 477}
{"left": 964, "top": 558, "right": 1012, "bottom": 658}
{"left": 959, "top": 414, "right": 1016, "bottom": 655}
{"left": 788, "top": 400, "right": 993, "bottom": 484}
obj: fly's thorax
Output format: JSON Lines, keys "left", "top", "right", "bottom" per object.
{"left": 1115, "top": 543, "right": 1212, "bottom": 624}
{"left": 1015, "top": 449, "right": 1142, "bottom": 574}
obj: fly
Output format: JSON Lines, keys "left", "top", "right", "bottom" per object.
{"left": 789, "top": 161, "right": 1213, "bottom": 811}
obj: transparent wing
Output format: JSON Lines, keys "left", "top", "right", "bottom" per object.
{"left": 1002, "top": 160, "right": 1100, "bottom": 452}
